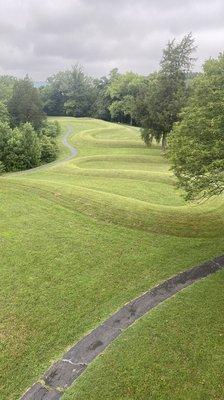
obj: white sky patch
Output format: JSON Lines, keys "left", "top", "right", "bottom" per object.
{"left": 0, "top": 0, "right": 223, "bottom": 80}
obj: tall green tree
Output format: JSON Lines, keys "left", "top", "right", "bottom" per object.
{"left": 41, "top": 65, "right": 96, "bottom": 117}
{"left": 0, "top": 75, "right": 17, "bottom": 104}
{"left": 40, "top": 72, "right": 66, "bottom": 116}
{"left": 139, "top": 34, "right": 196, "bottom": 148}
{"left": 108, "top": 71, "right": 145, "bottom": 124}
{"left": 8, "top": 75, "right": 46, "bottom": 130}
{"left": 64, "top": 66, "right": 96, "bottom": 117}
{"left": 90, "top": 76, "right": 112, "bottom": 121}
{"left": 168, "top": 53, "right": 224, "bottom": 200}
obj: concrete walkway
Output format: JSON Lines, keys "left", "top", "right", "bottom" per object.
{"left": 21, "top": 255, "right": 224, "bottom": 400}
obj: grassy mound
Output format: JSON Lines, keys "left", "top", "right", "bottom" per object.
{"left": 0, "top": 117, "right": 223, "bottom": 399}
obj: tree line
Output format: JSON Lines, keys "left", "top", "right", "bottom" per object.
{"left": 0, "top": 33, "right": 223, "bottom": 199}
{"left": 40, "top": 33, "right": 196, "bottom": 150}
{"left": 0, "top": 76, "right": 60, "bottom": 172}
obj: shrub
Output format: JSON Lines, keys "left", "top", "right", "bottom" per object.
{"left": 42, "top": 120, "right": 61, "bottom": 138}
{"left": 40, "top": 135, "right": 58, "bottom": 163}
{"left": 0, "top": 122, "right": 41, "bottom": 172}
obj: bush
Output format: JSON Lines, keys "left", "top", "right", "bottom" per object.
{"left": 0, "top": 122, "right": 41, "bottom": 172}
{"left": 42, "top": 120, "right": 61, "bottom": 138}
{"left": 0, "top": 119, "right": 61, "bottom": 172}
{"left": 40, "top": 135, "right": 58, "bottom": 163}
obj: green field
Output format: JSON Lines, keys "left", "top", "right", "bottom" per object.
{"left": 0, "top": 118, "right": 223, "bottom": 399}
{"left": 64, "top": 269, "right": 224, "bottom": 400}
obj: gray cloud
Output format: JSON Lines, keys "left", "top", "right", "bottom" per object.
{"left": 0, "top": 0, "right": 223, "bottom": 80}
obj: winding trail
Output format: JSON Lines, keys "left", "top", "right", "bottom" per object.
{"left": 21, "top": 255, "right": 224, "bottom": 400}
{"left": 62, "top": 125, "right": 78, "bottom": 159}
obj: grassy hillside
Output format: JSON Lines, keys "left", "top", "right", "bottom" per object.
{"left": 64, "top": 269, "right": 224, "bottom": 400}
{"left": 0, "top": 118, "right": 223, "bottom": 399}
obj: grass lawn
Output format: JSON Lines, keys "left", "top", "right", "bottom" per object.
{"left": 0, "top": 117, "right": 223, "bottom": 399}
{"left": 63, "top": 269, "right": 224, "bottom": 400}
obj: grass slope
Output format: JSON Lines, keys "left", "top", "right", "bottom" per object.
{"left": 0, "top": 117, "right": 223, "bottom": 399}
{"left": 63, "top": 269, "right": 224, "bottom": 400}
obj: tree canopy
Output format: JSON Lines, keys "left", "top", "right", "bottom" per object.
{"left": 8, "top": 75, "right": 46, "bottom": 130}
{"left": 108, "top": 71, "right": 146, "bottom": 124}
{"left": 0, "top": 77, "right": 60, "bottom": 172}
{"left": 0, "top": 75, "right": 17, "bottom": 104}
{"left": 0, "top": 102, "right": 10, "bottom": 124}
{"left": 139, "top": 33, "right": 196, "bottom": 148}
{"left": 41, "top": 65, "right": 96, "bottom": 117}
{"left": 168, "top": 53, "right": 224, "bottom": 200}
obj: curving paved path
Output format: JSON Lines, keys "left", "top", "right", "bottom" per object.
{"left": 62, "top": 125, "right": 78, "bottom": 159}
{"left": 21, "top": 255, "right": 224, "bottom": 400}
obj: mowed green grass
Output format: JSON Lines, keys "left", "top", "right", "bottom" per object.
{"left": 63, "top": 269, "right": 224, "bottom": 400}
{"left": 0, "top": 117, "right": 223, "bottom": 399}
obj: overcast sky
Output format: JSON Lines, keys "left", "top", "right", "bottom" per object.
{"left": 0, "top": 0, "right": 223, "bottom": 80}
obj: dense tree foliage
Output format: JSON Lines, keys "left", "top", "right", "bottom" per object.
{"left": 108, "top": 71, "right": 146, "bottom": 124}
{"left": 41, "top": 71, "right": 66, "bottom": 116}
{"left": 139, "top": 34, "right": 196, "bottom": 149}
{"left": 40, "top": 135, "right": 58, "bottom": 163}
{"left": 0, "top": 76, "right": 17, "bottom": 104}
{"left": 0, "top": 122, "right": 40, "bottom": 171}
{"left": 90, "top": 69, "right": 123, "bottom": 121}
{"left": 8, "top": 75, "right": 46, "bottom": 130}
{"left": 0, "top": 77, "right": 60, "bottom": 172}
{"left": 42, "top": 120, "right": 61, "bottom": 137}
{"left": 0, "top": 120, "right": 59, "bottom": 172}
{"left": 41, "top": 66, "right": 149, "bottom": 126}
{"left": 168, "top": 53, "right": 224, "bottom": 200}
{"left": 0, "top": 102, "right": 10, "bottom": 124}
{"left": 90, "top": 76, "right": 112, "bottom": 121}
{"left": 41, "top": 65, "right": 96, "bottom": 117}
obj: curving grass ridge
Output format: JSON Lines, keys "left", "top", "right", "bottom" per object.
{"left": 0, "top": 117, "right": 223, "bottom": 400}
